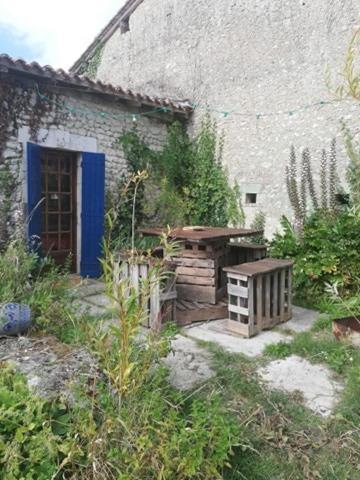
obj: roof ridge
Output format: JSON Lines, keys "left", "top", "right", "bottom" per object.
{"left": 70, "top": 0, "right": 144, "bottom": 74}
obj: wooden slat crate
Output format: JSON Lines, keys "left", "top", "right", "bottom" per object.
{"left": 120, "top": 257, "right": 177, "bottom": 330}
{"left": 176, "top": 298, "right": 228, "bottom": 326}
{"left": 223, "top": 259, "right": 293, "bottom": 338}
{"left": 228, "top": 241, "right": 267, "bottom": 265}
{"left": 171, "top": 239, "right": 228, "bottom": 304}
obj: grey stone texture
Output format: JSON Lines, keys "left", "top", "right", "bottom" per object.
{"left": 183, "top": 305, "right": 317, "bottom": 356}
{"left": 96, "top": 0, "right": 360, "bottom": 234}
{"left": 185, "top": 320, "right": 293, "bottom": 357}
{"left": 277, "top": 305, "right": 318, "bottom": 333}
{"left": 258, "top": 355, "right": 344, "bottom": 416}
{"left": 163, "top": 335, "right": 214, "bottom": 390}
{"left": 0, "top": 81, "right": 168, "bottom": 239}
{"left": 0, "top": 335, "right": 99, "bottom": 401}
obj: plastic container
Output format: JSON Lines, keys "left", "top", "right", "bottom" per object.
{"left": 0, "top": 303, "right": 32, "bottom": 336}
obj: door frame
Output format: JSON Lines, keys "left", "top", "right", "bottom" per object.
{"left": 20, "top": 126, "right": 99, "bottom": 275}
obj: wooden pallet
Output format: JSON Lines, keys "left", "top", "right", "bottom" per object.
{"left": 176, "top": 298, "right": 228, "bottom": 326}
{"left": 224, "top": 259, "right": 293, "bottom": 338}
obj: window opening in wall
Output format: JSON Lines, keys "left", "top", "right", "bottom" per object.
{"left": 120, "top": 17, "right": 130, "bottom": 34}
{"left": 245, "top": 193, "right": 257, "bottom": 204}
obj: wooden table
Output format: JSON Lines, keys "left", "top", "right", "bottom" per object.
{"left": 138, "top": 227, "right": 262, "bottom": 306}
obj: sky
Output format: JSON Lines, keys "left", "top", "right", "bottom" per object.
{"left": 0, "top": 0, "right": 124, "bottom": 69}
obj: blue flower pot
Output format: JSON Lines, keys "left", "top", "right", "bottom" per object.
{"left": 0, "top": 303, "right": 32, "bottom": 336}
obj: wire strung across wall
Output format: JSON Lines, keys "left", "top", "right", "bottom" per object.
{"left": 34, "top": 82, "right": 350, "bottom": 123}
{"left": 34, "top": 82, "right": 172, "bottom": 122}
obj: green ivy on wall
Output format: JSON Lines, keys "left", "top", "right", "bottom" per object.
{"left": 107, "top": 114, "right": 245, "bottom": 247}
{"left": 78, "top": 46, "right": 104, "bottom": 79}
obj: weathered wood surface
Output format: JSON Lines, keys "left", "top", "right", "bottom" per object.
{"left": 120, "top": 259, "right": 177, "bottom": 329}
{"left": 171, "top": 257, "right": 215, "bottom": 268}
{"left": 176, "top": 299, "right": 228, "bottom": 326}
{"left": 226, "top": 262, "right": 293, "bottom": 338}
{"left": 177, "top": 275, "right": 215, "bottom": 286}
{"left": 177, "top": 284, "right": 227, "bottom": 304}
{"left": 176, "top": 266, "right": 215, "bottom": 277}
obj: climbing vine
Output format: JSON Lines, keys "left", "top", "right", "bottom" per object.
{"left": 0, "top": 79, "right": 55, "bottom": 247}
{"left": 77, "top": 46, "right": 104, "bottom": 79}
{"left": 107, "top": 114, "right": 244, "bottom": 247}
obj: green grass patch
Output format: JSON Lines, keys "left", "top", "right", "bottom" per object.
{"left": 204, "top": 343, "right": 360, "bottom": 480}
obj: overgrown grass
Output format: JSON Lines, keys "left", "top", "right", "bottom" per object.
{"left": 0, "top": 239, "right": 74, "bottom": 333}
{"left": 204, "top": 344, "right": 360, "bottom": 480}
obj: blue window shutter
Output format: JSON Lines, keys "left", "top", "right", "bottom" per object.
{"left": 27, "top": 143, "right": 42, "bottom": 248}
{"left": 81, "top": 152, "right": 105, "bottom": 278}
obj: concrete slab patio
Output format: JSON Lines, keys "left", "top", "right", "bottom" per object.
{"left": 71, "top": 285, "right": 342, "bottom": 416}
{"left": 163, "top": 335, "right": 214, "bottom": 390}
{"left": 184, "top": 306, "right": 318, "bottom": 357}
{"left": 258, "top": 355, "right": 344, "bottom": 416}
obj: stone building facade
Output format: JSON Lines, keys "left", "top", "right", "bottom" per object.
{"left": 72, "top": 0, "right": 360, "bottom": 234}
{"left": 0, "top": 54, "right": 190, "bottom": 274}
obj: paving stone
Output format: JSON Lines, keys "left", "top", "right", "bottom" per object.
{"left": 163, "top": 335, "right": 214, "bottom": 390}
{"left": 75, "top": 300, "right": 107, "bottom": 317}
{"left": 258, "top": 355, "right": 344, "bottom": 416}
{"left": 185, "top": 320, "right": 292, "bottom": 357}
{"left": 75, "top": 281, "right": 105, "bottom": 298}
{"left": 85, "top": 293, "right": 113, "bottom": 308}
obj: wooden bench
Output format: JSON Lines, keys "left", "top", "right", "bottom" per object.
{"left": 223, "top": 258, "right": 293, "bottom": 338}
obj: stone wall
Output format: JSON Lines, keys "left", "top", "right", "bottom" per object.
{"left": 0, "top": 78, "right": 168, "bottom": 244}
{"left": 96, "top": 0, "right": 360, "bottom": 234}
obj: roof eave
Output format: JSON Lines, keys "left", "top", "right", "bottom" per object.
{"left": 0, "top": 54, "right": 193, "bottom": 118}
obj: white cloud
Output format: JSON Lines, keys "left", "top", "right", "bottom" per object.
{"left": 0, "top": 0, "right": 124, "bottom": 69}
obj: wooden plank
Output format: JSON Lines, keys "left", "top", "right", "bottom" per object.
{"left": 177, "top": 275, "right": 215, "bottom": 286}
{"left": 264, "top": 275, "right": 271, "bottom": 328}
{"left": 178, "top": 249, "right": 224, "bottom": 260}
{"left": 227, "top": 284, "right": 248, "bottom": 298}
{"left": 176, "top": 266, "right": 215, "bottom": 277}
{"left": 171, "top": 257, "right": 215, "bottom": 268}
{"left": 247, "top": 277, "right": 255, "bottom": 336}
{"left": 227, "top": 273, "right": 248, "bottom": 282}
{"left": 176, "top": 300, "right": 186, "bottom": 311}
{"left": 228, "top": 304, "right": 249, "bottom": 316}
{"left": 182, "top": 300, "right": 198, "bottom": 310}
{"left": 226, "top": 319, "right": 251, "bottom": 338}
{"left": 177, "top": 284, "right": 217, "bottom": 304}
{"left": 130, "top": 264, "right": 139, "bottom": 294}
{"left": 256, "top": 275, "right": 263, "bottom": 331}
{"left": 150, "top": 280, "right": 161, "bottom": 330}
{"left": 177, "top": 302, "right": 228, "bottom": 325}
{"left": 273, "top": 271, "right": 279, "bottom": 320}
{"left": 279, "top": 269, "right": 286, "bottom": 322}
{"left": 287, "top": 267, "right": 293, "bottom": 319}
{"left": 139, "top": 263, "right": 149, "bottom": 281}
{"left": 160, "top": 291, "right": 177, "bottom": 301}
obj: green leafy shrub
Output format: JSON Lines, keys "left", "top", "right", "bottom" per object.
{"left": 0, "top": 366, "right": 84, "bottom": 480}
{"left": 109, "top": 114, "right": 244, "bottom": 247}
{"left": 184, "top": 115, "right": 244, "bottom": 227}
{"left": 270, "top": 210, "right": 360, "bottom": 301}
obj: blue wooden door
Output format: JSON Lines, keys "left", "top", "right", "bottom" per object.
{"left": 81, "top": 152, "right": 105, "bottom": 278}
{"left": 27, "top": 142, "right": 42, "bottom": 251}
